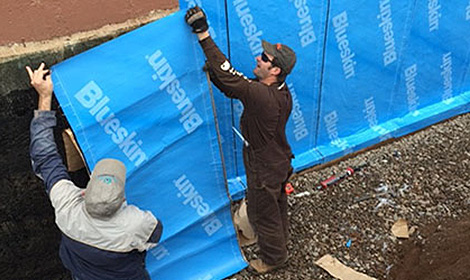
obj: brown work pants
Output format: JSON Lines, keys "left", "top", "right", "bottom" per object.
{"left": 244, "top": 150, "right": 291, "bottom": 266}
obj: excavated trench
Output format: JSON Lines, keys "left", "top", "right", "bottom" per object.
{"left": 1, "top": 27, "right": 469, "bottom": 280}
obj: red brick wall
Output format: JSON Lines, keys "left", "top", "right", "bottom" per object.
{"left": 0, "top": 0, "right": 178, "bottom": 45}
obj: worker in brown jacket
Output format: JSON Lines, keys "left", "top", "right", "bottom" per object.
{"left": 185, "top": 6, "right": 296, "bottom": 274}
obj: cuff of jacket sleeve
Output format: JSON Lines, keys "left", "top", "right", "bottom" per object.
{"left": 199, "top": 35, "right": 214, "bottom": 49}
{"left": 34, "top": 110, "right": 56, "bottom": 119}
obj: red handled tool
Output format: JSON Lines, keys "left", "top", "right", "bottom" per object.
{"left": 316, "top": 162, "right": 367, "bottom": 190}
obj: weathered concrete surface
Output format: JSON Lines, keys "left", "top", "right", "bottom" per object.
{"left": 0, "top": 0, "right": 177, "bottom": 45}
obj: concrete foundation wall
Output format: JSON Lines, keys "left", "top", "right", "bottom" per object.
{"left": 0, "top": 0, "right": 177, "bottom": 45}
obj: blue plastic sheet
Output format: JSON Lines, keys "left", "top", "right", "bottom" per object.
{"left": 52, "top": 12, "right": 246, "bottom": 280}
{"left": 222, "top": 0, "right": 470, "bottom": 174}
{"left": 51, "top": 1, "right": 470, "bottom": 279}
{"left": 389, "top": 0, "right": 470, "bottom": 137}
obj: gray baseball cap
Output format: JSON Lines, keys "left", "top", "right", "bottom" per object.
{"left": 85, "top": 159, "right": 126, "bottom": 218}
{"left": 262, "top": 40, "right": 297, "bottom": 74}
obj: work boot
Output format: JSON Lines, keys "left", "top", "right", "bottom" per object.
{"left": 238, "top": 232, "right": 257, "bottom": 247}
{"left": 249, "top": 258, "right": 285, "bottom": 274}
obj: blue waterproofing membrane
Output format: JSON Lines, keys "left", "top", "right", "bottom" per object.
{"left": 51, "top": 0, "right": 470, "bottom": 279}
{"left": 52, "top": 11, "right": 246, "bottom": 280}
{"left": 225, "top": 0, "right": 470, "bottom": 196}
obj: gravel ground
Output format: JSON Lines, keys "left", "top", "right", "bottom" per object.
{"left": 229, "top": 112, "right": 470, "bottom": 280}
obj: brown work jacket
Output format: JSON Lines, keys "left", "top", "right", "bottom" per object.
{"left": 200, "top": 37, "right": 293, "bottom": 184}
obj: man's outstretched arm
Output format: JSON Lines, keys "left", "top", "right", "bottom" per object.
{"left": 27, "top": 63, "right": 71, "bottom": 194}
{"left": 185, "top": 6, "right": 253, "bottom": 99}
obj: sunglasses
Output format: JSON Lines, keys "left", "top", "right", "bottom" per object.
{"left": 261, "top": 52, "right": 275, "bottom": 64}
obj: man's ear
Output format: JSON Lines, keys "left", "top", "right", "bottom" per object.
{"left": 270, "top": 66, "right": 281, "bottom": 76}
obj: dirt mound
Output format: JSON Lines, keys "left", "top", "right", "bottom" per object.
{"left": 390, "top": 214, "right": 470, "bottom": 280}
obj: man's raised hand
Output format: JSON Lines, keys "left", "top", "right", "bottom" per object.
{"left": 185, "top": 6, "right": 209, "bottom": 33}
{"left": 26, "top": 62, "right": 53, "bottom": 98}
